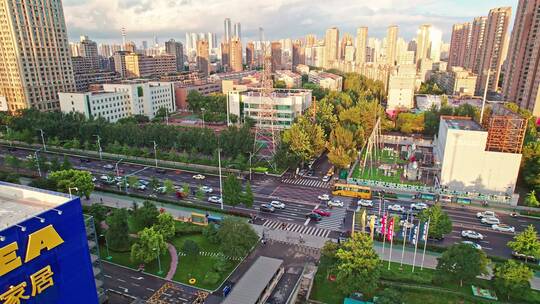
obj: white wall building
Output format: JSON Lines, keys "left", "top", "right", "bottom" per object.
{"left": 434, "top": 117, "right": 522, "bottom": 196}
{"left": 228, "top": 89, "right": 312, "bottom": 129}
{"left": 387, "top": 64, "right": 417, "bottom": 110}
{"left": 275, "top": 70, "right": 302, "bottom": 88}
{"left": 59, "top": 80, "right": 175, "bottom": 122}
{"left": 308, "top": 71, "right": 343, "bottom": 91}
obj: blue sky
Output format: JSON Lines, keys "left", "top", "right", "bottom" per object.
{"left": 63, "top": 0, "right": 518, "bottom": 44}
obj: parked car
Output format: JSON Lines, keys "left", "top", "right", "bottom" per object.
{"left": 175, "top": 191, "right": 187, "bottom": 199}
{"left": 208, "top": 196, "right": 222, "bottom": 204}
{"left": 461, "top": 230, "right": 484, "bottom": 240}
{"left": 103, "top": 164, "right": 114, "bottom": 170}
{"left": 313, "top": 209, "right": 331, "bottom": 217}
{"left": 139, "top": 179, "right": 149, "bottom": 186}
{"left": 511, "top": 251, "right": 538, "bottom": 263}
{"left": 154, "top": 186, "right": 167, "bottom": 194}
{"left": 306, "top": 212, "right": 322, "bottom": 221}
{"left": 318, "top": 194, "right": 331, "bottom": 201}
{"left": 270, "top": 201, "right": 285, "bottom": 209}
{"left": 100, "top": 175, "right": 111, "bottom": 181}
{"left": 476, "top": 211, "right": 497, "bottom": 218}
{"left": 491, "top": 224, "right": 515, "bottom": 233}
{"left": 411, "top": 203, "right": 428, "bottom": 210}
{"left": 388, "top": 204, "right": 405, "bottom": 213}
{"left": 192, "top": 174, "right": 206, "bottom": 180}
{"left": 136, "top": 184, "right": 147, "bottom": 191}
{"left": 116, "top": 181, "right": 129, "bottom": 188}
{"left": 461, "top": 241, "right": 482, "bottom": 250}
{"left": 481, "top": 216, "right": 500, "bottom": 225}
{"left": 260, "top": 204, "right": 275, "bottom": 213}
{"left": 91, "top": 176, "right": 97, "bottom": 182}
{"left": 200, "top": 186, "right": 213, "bottom": 193}
{"left": 358, "top": 199, "right": 373, "bottom": 207}
{"left": 322, "top": 175, "right": 331, "bottom": 182}
{"left": 328, "top": 199, "right": 344, "bottom": 207}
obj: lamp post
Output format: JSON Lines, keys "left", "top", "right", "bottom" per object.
{"left": 152, "top": 141, "right": 158, "bottom": 168}
{"left": 93, "top": 135, "right": 103, "bottom": 160}
{"left": 218, "top": 147, "right": 224, "bottom": 210}
{"left": 38, "top": 129, "right": 46, "bottom": 152}
{"left": 201, "top": 107, "right": 206, "bottom": 128}
{"left": 248, "top": 152, "right": 253, "bottom": 181}
{"left": 68, "top": 187, "right": 78, "bottom": 199}
{"left": 115, "top": 158, "right": 123, "bottom": 178}
{"left": 34, "top": 150, "right": 42, "bottom": 177}
{"left": 153, "top": 247, "right": 163, "bottom": 275}
{"left": 100, "top": 234, "right": 112, "bottom": 260}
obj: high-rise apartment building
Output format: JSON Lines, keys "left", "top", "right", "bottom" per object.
{"left": 246, "top": 42, "right": 255, "bottom": 68}
{"left": 234, "top": 22, "right": 242, "bottom": 40}
{"left": 503, "top": 0, "right": 540, "bottom": 116}
{"left": 224, "top": 18, "right": 232, "bottom": 42}
{"left": 197, "top": 40, "right": 210, "bottom": 76}
{"left": 221, "top": 42, "right": 231, "bottom": 71}
{"left": 292, "top": 40, "right": 305, "bottom": 67}
{"left": 0, "top": 0, "right": 76, "bottom": 111}
{"left": 416, "top": 24, "right": 432, "bottom": 67}
{"left": 230, "top": 38, "right": 243, "bottom": 72}
{"left": 340, "top": 33, "right": 354, "bottom": 60}
{"left": 355, "top": 27, "right": 368, "bottom": 65}
{"left": 476, "top": 7, "right": 511, "bottom": 95}
{"left": 466, "top": 17, "right": 488, "bottom": 72}
{"left": 386, "top": 25, "right": 399, "bottom": 65}
{"left": 305, "top": 34, "right": 317, "bottom": 47}
{"left": 124, "top": 53, "right": 176, "bottom": 78}
{"left": 271, "top": 42, "right": 282, "bottom": 72}
{"left": 165, "top": 39, "right": 184, "bottom": 72}
{"left": 79, "top": 36, "right": 100, "bottom": 71}
{"left": 448, "top": 23, "right": 472, "bottom": 70}
{"left": 324, "top": 27, "right": 339, "bottom": 68}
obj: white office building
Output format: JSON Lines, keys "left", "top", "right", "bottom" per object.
{"left": 387, "top": 65, "right": 417, "bottom": 110}
{"left": 308, "top": 71, "right": 343, "bottom": 91}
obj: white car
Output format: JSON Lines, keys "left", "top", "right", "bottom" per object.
{"left": 136, "top": 184, "right": 147, "bottom": 191}
{"left": 103, "top": 164, "right": 114, "bottom": 170}
{"left": 139, "top": 179, "right": 149, "bottom": 186}
{"left": 411, "top": 203, "right": 428, "bottom": 210}
{"left": 154, "top": 186, "right": 167, "bottom": 194}
{"left": 322, "top": 175, "right": 331, "bottom": 182}
{"left": 192, "top": 174, "right": 206, "bottom": 180}
{"left": 358, "top": 199, "right": 373, "bottom": 207}
{"left": 328, "top": 199, "right": 344, "bottom": 207}
{"left": 461, "top": 241, "right": 482, "bottom": 250}
{"left": 492, "top": 224, "right": 515, "bottom": 233}
{"left": 116, "top": 181, "right": 129, "bottom": 188}
{"left": 388, "top": 204, "right": 405, "bottom": 213}
{"left": 481, "top": 216, "right": 500, "bottom": 225}
{"left": 100, "top": 175, "right": 110, "bottom": 181}
{"left": 91, "top": 176, "right": 97, "bottom": 182}
{"left": 208, "top": 196, "right": 222, "bottom": 204}
{"left": 461, "top": 230, "right": 484, "bottom": 240}
{"left": 270, "top": 201, "right": 285, "bottom": 209}
{"left": 318, "top": 194, "right": 330, "bottom": 201}
{"left": 114, "top": 176, "right": 124, "bottom": 182}
{"left": 476, "top": 211, "right": 496, "bottom": 218}
{"left": 201, "top": 186, "right": 213, "bottom": 193}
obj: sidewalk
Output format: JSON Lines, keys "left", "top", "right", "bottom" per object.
{"left": 251, "top": 224, "right": 328, "bottom": 249}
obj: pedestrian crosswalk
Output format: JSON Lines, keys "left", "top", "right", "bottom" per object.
{"left": 262, "top": 219, "right": 331, "bottom": 238}
{"left": 281, "top": 178, "right": 331, "bottom": 189}
{"left": 316, "top": 204, "right": 348, "bottom": 231}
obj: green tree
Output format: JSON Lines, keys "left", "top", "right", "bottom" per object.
{"left": 182, "top": 239, "right": 200, "bottom": 257}
{"left": 493, "top": 260, "right": 533, "bottom": 301}
{"left": 61, "top": 155, "right": 72, "bottom": 170}
{"left": 48, "top": 169, "right": 94, "bottom": 199}
{"left": 131, "top": 201, "right": 160, "bottom": 231}
{"left": 87, "top": 203, "right": 108, "bottom": 236}
{"left": 242, "top": 181, "right": 254, "bottom": 208}
{"left": 163, "top": 179, "right": 175, "bottom": 194}
{"left": 274, "top": 80, "right": 287, "bottom": 88}
{"left": 153, "top": 213, "right": 176, "bottom": 241}
{"left": 182, "top": 183, "right": 190, "bottom": 195}
{"left": 217, "top": 218, "right": 258, "bottom": 257}
{"left": 436, "top": 243, "right": 490, "bottom": 286}
{"left": 507, "top": 225, "right": 540, "bottom": 262}
{"left": 149, "top": 177, "right": 159, "bottom": 191}
{"left": 282, "top": 116, "right": 325, "bottom": 163}
{"left": 335, "top": 233, "right": 382, "bottom": 296}
{"left": 196, "top": 188, "right": 205, "bottom": 200}
{"left": 524, "top": 190, "right": 539, "bottom": 208}
{"left": 375, "top": 288, "right": 401, "bottom": 304}
{"left": 106, "top": 208, "right": 130, "bottom": 251}
{"left": 223, "top": 174, "right": 242, "bottom": 206}
{"left": 419, "top": 203, "right": 452, "bottom": 239}
{"left": 128, "top": 176, "right": 140, "bottom": 189}
{"left": 130, "top": 227, "right": 167, "bottom": 264}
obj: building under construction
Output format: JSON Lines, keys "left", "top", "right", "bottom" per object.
{"left": 483, "top": 105, "right": 527, "bottom": 154}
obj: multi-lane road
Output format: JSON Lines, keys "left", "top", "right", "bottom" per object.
{"left": 1, "top": 144, "right": 539, "bottom": 258}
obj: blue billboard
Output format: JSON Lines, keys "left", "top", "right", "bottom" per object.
{"left": 0, "top": 188, "right": 98, "bottom": 304}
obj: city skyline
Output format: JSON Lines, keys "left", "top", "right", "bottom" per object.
{"left": 64, "top": 0, "right": 518, "bottom": 44}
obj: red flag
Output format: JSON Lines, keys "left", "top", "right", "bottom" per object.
{"left": 381, "top": 215, "right": 387, "bottom": 236}
{"left": 387, "top": 218, "right": 394, "bottom": 241}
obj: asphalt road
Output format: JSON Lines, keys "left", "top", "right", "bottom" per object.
{"left": 1, "top": 144, "right": 539, "bottom": 258}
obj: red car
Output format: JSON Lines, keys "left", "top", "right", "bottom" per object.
{"left": 313, "top": 209, "right": 331, "bottom": 217}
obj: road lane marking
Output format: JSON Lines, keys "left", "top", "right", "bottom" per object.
{"left": 117, "top": 278, "right": 126, "bottom": 283}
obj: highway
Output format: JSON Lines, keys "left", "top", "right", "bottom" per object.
{"left": 1, "top": 144, "right": 539, "bottom": 258}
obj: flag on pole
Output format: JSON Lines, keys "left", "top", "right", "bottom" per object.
{"left": 412, "top": 223, "right": 420, "bottom": 272}
{"left": 369, "top": 215, "right": 375, "bottom": 239}
{"left": 421, "top": 220, "right": 429, "bottom": 241}
{"left": 381, "top": 214, "right": 387, "bottom": 237}
{"left": 361, "top": 209, "right": 367, "bottom": 232}
{"left": 387, "top": 217, "right": 394, "bottom": 241}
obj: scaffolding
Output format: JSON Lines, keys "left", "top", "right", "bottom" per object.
{"left": 147, "top": 282, "right": 207, "bottom": 304}
{"left": 360, "top": 117, "right": 383, "bottom": 177}
{"left": 484, "top": 114, "right": 527, "bottom": 154}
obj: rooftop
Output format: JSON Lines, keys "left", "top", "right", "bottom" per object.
{"left": 443, "top": 117, "right": 483, "bottom": 131}
{"left": 0, "top": 182, "right": 70, "bottom": 229}
{"left": 222, "top": 256, "right": 283, "bottom": 304}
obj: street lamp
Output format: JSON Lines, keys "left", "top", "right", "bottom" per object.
{"left": 153, "top": 247, "right": 163, "bottom": 275}
{"left": 93, "top": 135, "right": 103, "bottom": 160}
{"left": 218, "top": 147, "right": 223, "bottom": 210}
{"left": 248, "top": 152, "right": 253, "bottom": 181}
{"left": 201, "top": 107, "right": 206, "bottom": 128}
{"left": 100, "top": 234, "right": 112, "bottom": 260}
{"left": 68, "top": 187, "right": 78, "bottom": 199}
{"left": 152, "top": 141, "right": 158, "bottom": 169}
{"left": 38, "top": 129, "right": 46, "bottom": 152}
{"left": 34, "top": 149, "right": 42, "bottom": 177}
{"left": 115, "top": 158, "right": 123, "bottom": 178}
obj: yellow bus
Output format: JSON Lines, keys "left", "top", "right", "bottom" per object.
{"left": 332, "top": 183, "right": 372, "bottom": 199}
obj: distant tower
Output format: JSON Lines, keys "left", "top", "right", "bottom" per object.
{"left": 224, "top": 18, "right": 232, "bottom": 42}
{"left": 121, "top": 27, "right": 126, "bottom": 51}
{"left": 234, "top": 22, "right": 242, "bottom": 40}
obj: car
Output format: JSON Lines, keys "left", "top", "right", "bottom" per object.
{"left": 103, "top": 164, "right": 114, "bottom": 170}
{"left": 481, "top": 216, "right": 500, "bottom": 225}
{"left": 270, "top": 201, "right": 285, "bottom": 209}
{"left": 306, "top": 170, "right": 315, "bottom": 177}
{"left": 411, "top": 203, "right": 428, "bottom": 210}
{"left": 388, "top": 204, "right": 405, "bottom": 213}
{"left": 260, "top": 204, "right": 275, "bottom": 212}
{"left": 116, "top": 181, "right": 129, "bottom": 188}
{"left": 461, "top": 230, "right": 484, "bottom": 240}
{"left": 200, "top": 186, "right": 213, "bottom": 193}
{"left": 155, "top": 168, "right": 166, "bottom": 174}
{"left": 91, "top": 176, "right": 97, "bottom": 182}
{"left": 328, "top": 199, "right": 344, "bottom": 207}
{"left": 208, "top": 196, "right": 222, "bottom": 204}
{"left": 139, "top": 179, "right": 149, "bottom": 186}
{"left": 461, "top": 241, "right": 482, "bottom": 250}
{"left": 313, "top": 208, "right": 331, "bottom": 217}
{"left": 154, "top": 186, "right": 167, "bottom": 194}
{"left": 399, "top": 220, "right": 414, "bottom": 229}
{"left": 298, "top": 169, "right": 307, "bottom": 176}
{"left": 306, "top": 212, "right": 322, "bottom": 221}
{"left": 358, "top": 199, "right": 373, "bottom": 207}
{"left": 80, "top": 158, "right": 91, "bottom": 163}
{"left": 511, "top": 251, "right": 538, "bottom": 263}
{"left": 318, "top": 194, "right": 331, "bottom": 201}
{"left": 100, "top": 175, "right": 110, "bottom": 181}
{"left": 192, "top": 174, "right": 206, "bottom": 180}
{"left": 322, "top": 175, "right": 331, "bottom": 182}
{"left": 136, "top": 184, "right": 147, "bottom": 191}
{"left": 491, "top": 224, "right": 515, "bottom": 233}
{"left": 114, "top": 176, "right": 124, "bottom": 182}
{"left": 476, "top": 210, "right": 497, "bottom": 218}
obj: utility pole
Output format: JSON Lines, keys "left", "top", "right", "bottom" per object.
{"left": 480, "top": 68, "right": 491, "bottom": 124}
{"left": 201, "top": 107, "right": 206, "bottom": 128}
{"left": 152, "top": 141, "right": 158, "bottom": 168}
{"left": 218, "top": 147, "right": 223, "bottom": 210}
{"left": 38, "top": 129, "right": 46, "bottom": 151}
{"left": 34, "top": 150, "right": 42, "bottom": 177}
{"left": 248, "top": 152, "right": 253, "bottom": 180}
{"left": 94, "top": 135, "right": 103, "bottom": 160}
